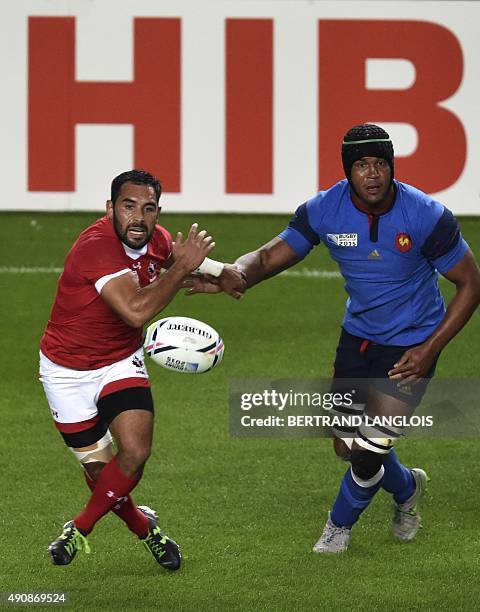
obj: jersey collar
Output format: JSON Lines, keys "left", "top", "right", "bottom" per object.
{"left": 122, "top": 242, "right": 148, "bottom": 260}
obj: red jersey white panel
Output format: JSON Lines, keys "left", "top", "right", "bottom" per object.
{"left": 40, "top": 216, "right": 172, "bottom": 369}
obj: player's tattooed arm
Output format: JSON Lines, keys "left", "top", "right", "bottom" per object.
{"left": 186, "top": 237, "right": 301, "bottom": 298}
{"left": 233, "top": 237, "right": 302, "bottom": 288}
{"left": 389, "top": 249, "right": 480, "bottom": 384}
{"left": 185, "top": 264, "right": 246, "bottom": 299}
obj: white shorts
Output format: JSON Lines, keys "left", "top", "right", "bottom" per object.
{"left": 39, "top": 347, "right": 150, "bottom": 436}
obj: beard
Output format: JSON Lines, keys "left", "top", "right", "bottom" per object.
{"left": 113, "top": 214, "right": 153, "bottom": 250}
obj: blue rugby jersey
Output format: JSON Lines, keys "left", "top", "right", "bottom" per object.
{"left": 279, "top": 180, "right": 468, "bottom": 345}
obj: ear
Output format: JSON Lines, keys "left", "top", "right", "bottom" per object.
{"left": 106, "top": 200, "right": 114, "bottom": 220}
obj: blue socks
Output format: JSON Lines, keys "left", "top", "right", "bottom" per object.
{"left": 381, "top": 448, "right": 415, "bottom": 504}
{"left": 330, "top": 449, "right": 415, "bottom": 527}
{"left": 330, "top": 466, "right": 384, "bottom": 527}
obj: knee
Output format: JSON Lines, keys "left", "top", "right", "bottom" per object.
{"left": 350, "top": 448, "right": 385, "bottom": 481}
{"left": 118, "top": 444, "right": 151, "bottom": 474}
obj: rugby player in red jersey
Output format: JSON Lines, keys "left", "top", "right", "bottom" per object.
{"left": 40, "top": 169, "right": 240, "bottom": 568}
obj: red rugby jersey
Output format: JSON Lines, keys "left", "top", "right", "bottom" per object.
{"left": 40, "top": 216, "right": 172, "bottom": 369}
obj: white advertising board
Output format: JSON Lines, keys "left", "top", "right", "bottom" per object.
{"left": 2, "top": 1, "right": 479, "bottom": 214}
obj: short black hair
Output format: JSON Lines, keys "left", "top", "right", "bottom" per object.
{"left": 110, "top": 169, "right": 162, "bottom": 204}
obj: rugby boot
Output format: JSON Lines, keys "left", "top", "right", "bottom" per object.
{"left": 313, "top": 513, "right": 351, "bottom": 553}
{"left": 49, "top": 520, "right": 91, "bottom": 565}
{"left": 393, "top": 468, "right": 429, "bottom": 542}
{"left": 138, "top": 506, "right": 182, "bottom": 570}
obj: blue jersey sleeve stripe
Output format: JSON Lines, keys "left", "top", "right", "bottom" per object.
{"left": 288, "top": 202, "right": 321, "bottom": 247}
{"left": 431, "top": 237, "right": 468, "bottom": 274}
{"left": 421, "top": 207, "right": 461, "bottom": 260}
{"left": 278, "top": 227, "right": 313, "bottom": 258}
{"left": 279, "top": 202, "right": 320, "bottom": 257}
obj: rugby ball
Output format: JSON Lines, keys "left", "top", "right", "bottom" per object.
{"left": 144, "top": 316, "right": 224, "bottom": 374}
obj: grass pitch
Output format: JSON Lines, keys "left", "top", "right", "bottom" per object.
{"left": 1, "top": 212, "right": 479, "bottom": 611}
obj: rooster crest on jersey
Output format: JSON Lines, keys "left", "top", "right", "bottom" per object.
{"left": 144, "top": 316, "right": 224, "bottom": 374}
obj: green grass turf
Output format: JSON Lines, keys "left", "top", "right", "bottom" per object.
{"left": 1, "top": 212, "right": 479, "bottom": 611}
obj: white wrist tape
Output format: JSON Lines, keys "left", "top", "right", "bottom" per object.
{"left": 195, "top": 257, "right": 225, "bottom": 277}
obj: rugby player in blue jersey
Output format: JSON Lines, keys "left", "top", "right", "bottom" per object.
{"left": 190, "top": 124, "right": 480, "bottom": 552}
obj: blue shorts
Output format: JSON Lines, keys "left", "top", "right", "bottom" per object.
{"left": 331, "top": 328, "right": 439, "bottom": 407}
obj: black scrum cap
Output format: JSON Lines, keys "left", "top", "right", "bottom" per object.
{"left": 341, "top": 124, "right": 394, "bottom": 184}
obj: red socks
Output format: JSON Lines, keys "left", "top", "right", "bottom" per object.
{"left": 75, "top": 457, "right": 149, "bottom": 538}
{"left": 83, "top": 470, "right": 149, "bottom": 538}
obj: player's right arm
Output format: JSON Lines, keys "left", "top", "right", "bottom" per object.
{"left": 186, "top": 237, "right": 302, "bottom": 298}
{"left": 101, "top": 224, "right": 214, "bottom": 328}
{"left": 231, "top": 237, "right": 302, "bottom": 288}
{"left": 188, "top": 200, "right": 320, "bottom": 297}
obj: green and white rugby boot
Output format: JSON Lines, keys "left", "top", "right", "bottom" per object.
{"left": 49, "top": 520, "right": 90, "bottom": 565}
{"left": 138, "top": 506, "right": 182, "bottom": 570}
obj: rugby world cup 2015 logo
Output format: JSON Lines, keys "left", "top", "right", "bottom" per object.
{"left": 326, "top": 233, "right": 358, "bottom": 247}
{"left": 395, "top": 232, "right": 413, "bottom": 253}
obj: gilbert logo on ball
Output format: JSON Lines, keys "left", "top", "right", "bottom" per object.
{"left": 144, "top": 316, "right": 224, "bottom": 374}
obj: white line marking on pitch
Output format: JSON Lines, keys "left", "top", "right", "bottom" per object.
{"left": 0, "top": 267, "right": 447, "bottom": 282}
{"left": 0, "top": 266, "right": 64, "bottom": 274}
{"left": 0, "top": 266, "right": 341, "bottom": 278}
{"left": 281, "top": 269, "right": 341, "bottom": 279}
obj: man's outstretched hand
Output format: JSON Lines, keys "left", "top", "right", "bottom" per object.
{"left": 185, "top": 264, "right": 247, "bottom": 299}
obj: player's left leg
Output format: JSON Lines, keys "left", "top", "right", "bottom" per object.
{"left": 367, "top": 343, "right": 438, "bottom": 541}
{"left": 108, "top": 408, "right": 181, "bottom": 569}
{"left": 73, "top": 405, "right": 180, "bottom": 570}
{"left": 361, "top": 386, "right": 430, "bottom": 542}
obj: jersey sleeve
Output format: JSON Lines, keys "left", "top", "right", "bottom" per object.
{"left": 73, "top": 235, "right": 131, "bottom": 287}
{"left": 420, "top": 206, "right": 469, "bottom": 274}
{"left": 156, "top": 225, "right": 173, "bottom": 257}
{"left": 279, "top": 201, "right": 321, "bottom": 257}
